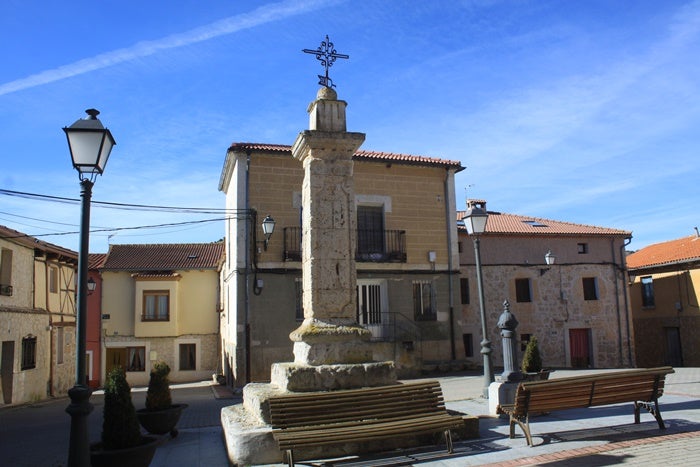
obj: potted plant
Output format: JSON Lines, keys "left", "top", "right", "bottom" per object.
{"left": 521, "top": 336, "right": 550, "bottom": 381}
{"left": 137, "top": 361, "right": 188, "bottom": 437}
{"left": 90, "top": 366, "right": 163, "bottom": 467}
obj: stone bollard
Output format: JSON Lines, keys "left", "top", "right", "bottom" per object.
{"left": 497, "top": 300, "right": 523, "bottom": 382}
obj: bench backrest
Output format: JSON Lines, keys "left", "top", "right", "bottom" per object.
{"left": 512, "top": 367, "right": 674, "bottom": 416}
{"left": 268, "top": 380, "right": 447, "bottom": 429}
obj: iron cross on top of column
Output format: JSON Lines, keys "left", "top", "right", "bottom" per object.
{"left": 302, "top": 35, "right": 349, "bottom": 88}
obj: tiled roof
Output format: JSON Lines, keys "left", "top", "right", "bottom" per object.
{"left": 102, "top": 242, "right": 224, "bottom": 271}
{"left": 89, "top": 253, "right": 107, "bottom": 270}
{"left": 456, "top": 211, "right": 631, "bottom": 236}
{"left": 627, "top": 235, "right": 700, "bottom": 270}
{"left": 0, "top": 224, "right": 78, "bottom": 260}
{"left": 228, "top": 142, "right": 464, "bottom": 170}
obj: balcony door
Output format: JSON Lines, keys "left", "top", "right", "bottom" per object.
{"left": 357, "top": 279, "right": 388, "bottom": 338}
{"left": 357, "top": 205, "right": 385, "bottom": 260}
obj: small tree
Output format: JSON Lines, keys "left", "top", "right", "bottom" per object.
{"left": 521, "top": 336, "right": 543, "bottom": 373}
{"left": 145, "top": 361, "right": 172, "bottom": 411}
{"left": 102, "top": 366, "right": 141, "bottom": 450}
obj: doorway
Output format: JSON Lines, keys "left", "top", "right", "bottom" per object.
{"left": 2, "top": 341, "right": 14, "bottom": 404}
{"left": 104, "top": 347, "right": 127, "bottom": 377}
{"left": 664, "top": 327, "right": 683, "bottom": 366}
{"left": 569, "top": 328, "right": 592, "bottom": 368}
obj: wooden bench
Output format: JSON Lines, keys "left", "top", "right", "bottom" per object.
{"left": 268, "top": 380, "right": 464, "bottom": 467}
{"left": 500, "top": 366, "right": 675, "bottom": 446}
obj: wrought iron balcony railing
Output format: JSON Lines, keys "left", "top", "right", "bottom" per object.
{"left": 283, "top": 227, "right": 407, "bottom": 263}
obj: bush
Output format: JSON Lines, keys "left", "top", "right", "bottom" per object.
{"left": 521, "top": 336, "right": 543, "bottom": 373}
{"left": 145, "top": 361, "right": 172, "bottom": 411}
{"left": 102, "top": 366, "right": 141, "bottom": 450}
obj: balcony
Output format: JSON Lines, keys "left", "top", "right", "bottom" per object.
{"left": 283, "top": 227, "right": 407, "bottom": 263}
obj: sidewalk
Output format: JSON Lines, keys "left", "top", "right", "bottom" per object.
{"left": 153, "top": 368, "right": 700, "bottom": 466}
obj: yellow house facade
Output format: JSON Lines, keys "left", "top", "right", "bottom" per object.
{"left": 100, "top": 242, "right": 224, "bottom": 386}
{"left": 1, "top": 225, "right": 78, "bottom": 406}
{"left": 218, "top": 143, "right": 464, "bottom": 386}
{"left": 627, "top": 233, "right": 700, "bottom": 367}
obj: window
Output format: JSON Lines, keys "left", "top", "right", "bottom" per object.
{"left": 458, "top": 241, "right": 463, "bottom": 253}
{"left": 143, "top": 291, "right": 169, "bottom": 321}
{"left": 413, "top": 280, "right": 436, "bottom": 321}
{"left": 577, "top": 243, "right": 589, "bottom": 254}
{"left": 56, "top": 327, "right": 64, "bottom": 364}
{"left": 21, "top": 335, "right": 37, "bottom": 370}
{"left": 357, "top": 281, "right": 383, "bottom": 325}
{"left": 582, "top": 277, "right": 599, "bottom": 300}
{"left": 460, "top": 278, "right": 470, "bottom": 304}
{"left": 357, "top": 205, "right": 385, "bottom": 258}
{"left": 294, "top": 278, "right": 304, "bottom": 321}
{"left": 515, "top": 278, "right": 532, "bottom": 303}
{"left": 0, "top": 248, "right": 12, "bottom": 296}
{"left": 179, "top": 344, "right": 196, "bottom": 371}
{"left": 463, "top": 333, "right": 473, "bottom": 357}
{"left": 49, "top": 266, "right": 58, "bottom": 293}
{"left": 641, "top": 276, "right": 655, "bottom": 307}
{"left": 126, "top": 347, "right": 145, "bottom": 371}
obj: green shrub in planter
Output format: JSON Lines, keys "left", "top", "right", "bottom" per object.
{"left": 521, "top": 336, "right": 543, "bottom": 373}
{"left": 145, "top": 361, "right": 172, "bottom": 411}
{"left": 102, "top": 366, "right": 142, "bottom": 450}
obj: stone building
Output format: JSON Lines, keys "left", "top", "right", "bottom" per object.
{"left": 627, "top": 232, "right": 700, "bottom": 367}
{"left": 457, "top": 202, "right": 634, "bottom": 370}
{"left": 1, "top": 225, "right": 78, "bottom": 406}
{"left": 99, "top": 242, "right": 224, "bottom": 386}
{"left": 218, "top": 141, "right": 464, "bottom": 386}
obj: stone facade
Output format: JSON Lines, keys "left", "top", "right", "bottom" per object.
{"left": 457, "top": 212, "right": 634, "bottom": 371}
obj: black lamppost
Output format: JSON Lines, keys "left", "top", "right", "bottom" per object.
{"left": 463, "top": 200, "right": 493, "bottom": 398}
{"left": 63, "top": 109, "right": 115, "bottom": 467}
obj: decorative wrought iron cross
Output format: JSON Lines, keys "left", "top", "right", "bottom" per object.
{"left": 302, "top": 35, "right": 349, "bottom": 88}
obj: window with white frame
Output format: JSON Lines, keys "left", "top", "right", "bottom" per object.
{"left": 413, "top": 280, "right": 436, "bottom": 321}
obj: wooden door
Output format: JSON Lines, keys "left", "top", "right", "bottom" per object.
{"left": 569, "top": 328, "right": 591, "bottom": 368}
{"left": 104, "top": 347, "right": 127, "bottom": 377}
{"left": 2, "top": 341, "right": 14, "bottom": 404}
{"left": 664, "top": 327, "right": 683, "bottom": 366}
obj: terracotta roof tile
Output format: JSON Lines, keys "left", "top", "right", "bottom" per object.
{"left": 0, "top": 224, "right": 78, "bottom": 260}
{"left": 228, "top": 142, "right": 463, "bottom": 170}
{"left": 102, "top": 242, "right": 224, "bottom": 271}
{"left": 456, "top": 211, "right": 631, "bottom": 236}
{"left": 89, "top": 253, "right": 107, "bottom": 270}
{"left": 627, "top": 235, "right": 700, "bottom": 270}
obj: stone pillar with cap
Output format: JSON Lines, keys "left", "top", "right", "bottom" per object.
{"left": 269, "top": 86, "right": 396, "bottom": 391}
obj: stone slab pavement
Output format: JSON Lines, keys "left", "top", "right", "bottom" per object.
{"left": 153, "top": 368, "right": 700, "bottom": 466}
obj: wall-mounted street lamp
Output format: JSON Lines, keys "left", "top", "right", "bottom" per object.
{"left": 87, "top": 277, "right": 97, "bottom": 295}
{"left": 261, "top": 215, "right": 276, "bottom": 250}
{"left": 540, "top": 250, "right": 556, "bottom": 275}
{"left": 63, "top": 109, "right": 115, "bottom": 467}
{"left": 463, "top": 200, "right": 493, "bottom": 398}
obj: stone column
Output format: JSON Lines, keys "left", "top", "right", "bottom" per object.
{"left": 270, "top": 87, "right": 396, "bottom": 391}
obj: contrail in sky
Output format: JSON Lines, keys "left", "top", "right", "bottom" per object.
{"left": 0, "top": 0, "right": 338, "bottom": 96}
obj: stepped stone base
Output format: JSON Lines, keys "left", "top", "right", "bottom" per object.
{"left": 271, "top": 361, "right": 397, "bottom": 392}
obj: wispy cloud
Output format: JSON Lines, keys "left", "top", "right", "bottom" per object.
{"left": 0, "top": 0, "right": 338, "bottom": 96}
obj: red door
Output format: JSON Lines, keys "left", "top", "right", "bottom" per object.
{"left": 569, "top": 329, "right": 591, "bottom": 368}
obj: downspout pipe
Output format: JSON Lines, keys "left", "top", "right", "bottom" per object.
{"left": 611, "top": 237, "right": 624, "bottom": 367}
{"left": 244, "top": 151, "right": 252, "bottom": 385}
{"left": 617, "top": 236, "right": 634, "bottom": 366}
{"left": 444, "top": 169, "right": 456, "bottom": 361}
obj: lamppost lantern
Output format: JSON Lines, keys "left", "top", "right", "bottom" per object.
{"left": 463, "top": 201, "right": 488, "bottom": 235}
{"left": 545, "top": 250, "right": 555, "bottom": 266}
{"left": 64, "top": 109, "right": 116, "bottom": 178}
{"left": 261, "top": 215, "right": 276, "bottom": 250}
{"left": 64, "top": 109, "right": 115, "bottom": 467}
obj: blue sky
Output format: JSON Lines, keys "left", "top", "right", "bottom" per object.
{"left": 1, "top": 0, "right": 698, "bottom": 253}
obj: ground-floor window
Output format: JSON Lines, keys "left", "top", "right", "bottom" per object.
{"left": 21, "top": 335, "right": 37, "bottom": 370}
{"left": 413, "top": 280, "right": 436, "bottom": 321}
{"left": 127, "top": 346, "right": 146, "bottom": 372}
{"left": 179, "top": 343, "right": 196, "bottom": 371}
